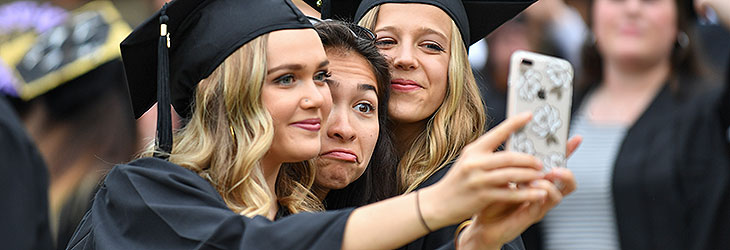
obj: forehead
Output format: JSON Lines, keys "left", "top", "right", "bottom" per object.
{"left": 374, "top": 3, "right": 452, "bottom": 38}
{"left": 326, "top": 50, "right": 378, "bottom": 93}
{"left": 267, "top": 29, "right": 327, "bottom": 65}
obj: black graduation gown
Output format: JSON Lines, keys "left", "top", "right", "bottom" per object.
{"left": 0, "top": 95, "right": 52, "bottom": 250}
{"left": 65, "top": 157, "right": 353, "bottom": 250}
{"left": 522, "top": 74, "right": 730, "bottom": 250}
{"left": 399, "top": 163, "right": 526, "bottom": 250}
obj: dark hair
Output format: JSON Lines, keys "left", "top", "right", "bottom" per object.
{"left": 313, "top": 20, "right": 399, "bottom": 208}
{"left": 578, "top": 0, "right": 712, "bottom": 97}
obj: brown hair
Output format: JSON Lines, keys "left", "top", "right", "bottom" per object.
{"left": 312, "top": 20, "right": 400, "bottom": 208}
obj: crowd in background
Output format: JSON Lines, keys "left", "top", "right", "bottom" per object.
{"left": 0, "top": 0, "right": 728, "bottom": 249}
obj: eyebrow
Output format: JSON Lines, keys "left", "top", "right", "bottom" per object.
{"left": 267, "top": 60, "right": 330, "bottom": 75}
{"left": 375, "top": 26, "right": 448, "bottom": 42}
{"left": 327, "top": 79, "right": 377, "bottom": 94}
{"left": 359, "top": 83, "right": 377, "bottom": 94}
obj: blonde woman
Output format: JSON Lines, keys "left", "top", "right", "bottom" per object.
{"left": 67, "top": 1, "right": 558, "bottom": 249}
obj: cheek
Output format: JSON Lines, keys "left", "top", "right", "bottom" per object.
{"left": 359, "top": 121, "right": 379, "bottom": 163}
{"left": 426, "top": 58, "right": 449, "bottom": 101}
{"left": 649, "top": 7, "right": 678, "bottom": 46}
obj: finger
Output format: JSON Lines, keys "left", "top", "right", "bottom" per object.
{"left": 694, "top": 0, "right": 707, "bottom": 18}
{"left": 467, "top": 151, "right": 543, "bottom": 171}
{"left": 544, "top": 167, "right": 577, "bottom": 195}
{"left": 480, "top": 167, "right": 546, "bottom": 186}
{"left": 484, "top": 188, "right": 548, "bottom": 204}
{"left": 529, "top": 180, "right": 562, "bottom": 207}
{"left": 477, "top": 112, "right": 533, "bottom": 152}
{"left": 566, "top": 135, "right": 583, "bottom": 158}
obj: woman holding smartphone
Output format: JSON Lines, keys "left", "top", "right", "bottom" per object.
{"left": 67, "top": 1, "right": 566, "bottom": 249}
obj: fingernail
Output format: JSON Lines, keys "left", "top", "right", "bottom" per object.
{"left": 538, "top": 190, "right": 547, "bottom": 197}
{"left": 529, "top": 180, "right": 541, "bottom": 188}
{"left": 554, "top": 180, "right": 565, "bottom": 191}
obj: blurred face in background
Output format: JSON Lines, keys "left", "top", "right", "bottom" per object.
{"left": 593, "top": 0, "right": 678, "bottom": 68}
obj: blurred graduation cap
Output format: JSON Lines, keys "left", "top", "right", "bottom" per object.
{"left": 120, "top": 0, "right": 312, "bottom": 156}
{"left": 0, "top": 1, "right": 130, "bottom": 100}
{"left": 307, "top": 0, "right": 536, "bottom": 48}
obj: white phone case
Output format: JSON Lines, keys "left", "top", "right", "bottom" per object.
{"left": 505, "top": 50, "right": 574, "bottom": 173}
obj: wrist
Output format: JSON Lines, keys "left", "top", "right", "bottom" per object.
{"left": 417, "top": 186, "right": 453, "bottom": 230}
{"left": 456, "top": 223, "right": 502, "bottom": 250}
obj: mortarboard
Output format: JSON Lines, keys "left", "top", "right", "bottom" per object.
{"left": 310, "top": 0, "right": 536, "bottom": 48}
{"left": 121, "top": 0, "right": 313, "bottom": 156}
{"left": 0, "top": 1, "right": 130, "bottom": 100}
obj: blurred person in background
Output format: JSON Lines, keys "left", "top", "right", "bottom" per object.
{"left": 0, "top": 1, "right": 136, "bottom": 249}
{"left": 522, "top": 0, "right": 730, "bottom": 249}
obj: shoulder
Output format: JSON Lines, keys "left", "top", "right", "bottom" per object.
{"left": 415, "top": 162, "right": 454, "bottom": 190}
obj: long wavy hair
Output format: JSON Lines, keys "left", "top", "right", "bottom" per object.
{"left": 359, "top": 6, "right": 486, "bottom": 193}
{"left": 143, "top": 34, "right": 321, "bottom": 216}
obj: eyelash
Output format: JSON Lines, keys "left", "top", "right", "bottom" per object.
{"left": 423, "top": 42, "right": 445, "bottom": 52}
{"left": 273, "top": 74, "right": 295, "bottom": 85}
{"left": 354, "top": 102, "right": 375, "bottom": 114}
{"left": 314, "top": 70, "right": 331, "bottom": 83}
{"left": 374, "top": 38, "right": 395, "bottom": 48}
{"left": 374, "top": 38, "right": 445, "bottom": 52}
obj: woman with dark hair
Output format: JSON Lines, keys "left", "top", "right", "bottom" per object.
{"left": 311, "top": 19, "right": 400, "bottom": 208}
{"left": 522, "top": 0, "right": 730, "bottom": 249}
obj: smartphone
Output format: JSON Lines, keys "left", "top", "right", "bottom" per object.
{"left": 505, "top": 50, "right": 573, "bottom": 173}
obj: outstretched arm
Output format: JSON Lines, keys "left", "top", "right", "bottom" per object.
{"left": 343, "top": 113, "right": 551, "bottom": 250}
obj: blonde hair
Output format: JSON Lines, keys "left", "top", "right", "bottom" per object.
{"left": 360, "top": 6, "right": 486, "bottom": 193}
{"left": 143, "top": 34, "right": 322, "bottom": 216}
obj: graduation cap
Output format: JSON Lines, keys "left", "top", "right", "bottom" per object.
{"left": 309, "top": 0, "right": 536, "bottom": 48}
{"left": 121, "top": 0, "right": 312, "bottom": 157}
{"left": 0, "top": 1, "right": 130, "bottom": 100}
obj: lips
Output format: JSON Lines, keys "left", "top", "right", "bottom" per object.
{"left": 320, "top": 149, "right": 358, "bottom": 163}
{"left": 391, "top": 78, "right": 422, "bottom": 92}
{"left": 291, "top": 118, "right": 321, "bottom": 131}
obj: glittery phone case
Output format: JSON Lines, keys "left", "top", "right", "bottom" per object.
{"left": 506, "top": 50, "right": 573, "bottom": 173}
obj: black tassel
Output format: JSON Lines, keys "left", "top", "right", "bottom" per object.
{"left": 154, "top": 3, "right": 172, "bottom": 159}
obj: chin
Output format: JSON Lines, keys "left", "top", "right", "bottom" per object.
{"left": 316, "top": 177, "right": 350, "bottom": 190}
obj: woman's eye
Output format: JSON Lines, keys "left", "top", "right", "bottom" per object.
{"left": 314, "top": 70, "right": 331, "bottom": 83}
{"left": 274, "top": 74, "right": 295, "bottom": 85}
{"left": 423, "top": 42, "right": 445, "bottom": 52}
{"left": 354, "top": 103, "right": 375, "bottom": 114}
{"left": 375, "top": 38, "right": 396, "bottom": 48}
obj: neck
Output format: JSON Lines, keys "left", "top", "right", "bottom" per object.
{"left": 588, "top": 57, "right": 671, "bottom": 125}
{"left": 602, "top": 57, "right": 670, "bottom": 95}
{"left": 392, "top": 120, "right": 427, "bottom": 157}
{"left": 260, "top": 155, "right": 282, "bottom": 219}
{"left": 312, "top": 184, "right": 330, "bottom": 202}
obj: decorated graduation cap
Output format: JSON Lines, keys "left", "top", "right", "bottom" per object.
{"left": 0, "top": 1, "right": 130, "bottom": 100}
{"left": 121, "top": 0, "right": 313, "bottom": 157}
{"left": 309, "top": 0, "right": 536, "bottom": 48}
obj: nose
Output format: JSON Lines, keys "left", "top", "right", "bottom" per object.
{"left": 392, "top": 44, "right": 418, "bottom": 71}
{"left": 326, "top": 108, "right": 356, "bottom": 142}
{"left": 625, "top": 0, "right": 641, "bottom": 15}
{"left": 300, "top": 81, "right": 326, "bottom": 110}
